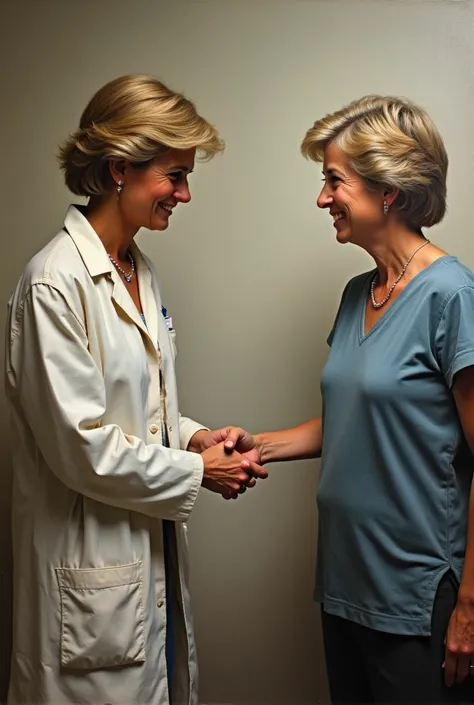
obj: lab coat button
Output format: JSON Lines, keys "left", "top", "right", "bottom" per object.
{"left": 149, "top": 424, "right": 159, "bottom": 434}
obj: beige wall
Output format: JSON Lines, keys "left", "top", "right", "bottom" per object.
{"left": 2, "top": 0, "right": 474, "bottom": 702}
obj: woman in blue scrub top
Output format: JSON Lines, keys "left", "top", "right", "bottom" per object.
{"left": 224, "top": 95, "right": 474, "bottom": 703}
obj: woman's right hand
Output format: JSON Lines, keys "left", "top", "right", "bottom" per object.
{"left": 201, "top": 442, "right": 268, "bottom": 498}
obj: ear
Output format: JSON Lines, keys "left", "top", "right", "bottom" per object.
{"left": 383, "top": 187, "right": 399, "bottom": 208}
{"left": 108, "top": 159, "right": 128, "bottom": 185}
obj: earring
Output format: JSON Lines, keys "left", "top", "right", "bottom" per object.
{"left": 116, "top": 179, "right": 123, "bottom": 199}
{"left": 383, "top": 201, "right": 389, "bottom": 216}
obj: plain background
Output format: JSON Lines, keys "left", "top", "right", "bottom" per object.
{"left": 1, "top": 0, "right": 474, "bottom": 703}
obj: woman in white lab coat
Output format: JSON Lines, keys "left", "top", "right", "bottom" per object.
{"left": 5, "top": 74, "right": 267, "bottom": 705}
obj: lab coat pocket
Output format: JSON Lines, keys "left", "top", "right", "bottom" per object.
{"left": 56, "top": 561, "right": 146, "bottom": 670}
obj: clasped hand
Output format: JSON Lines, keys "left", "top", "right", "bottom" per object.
{"left": 199, "top": 426, "right": 267, "bottom": 500}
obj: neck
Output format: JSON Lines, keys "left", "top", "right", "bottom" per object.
{"left": 85, "top": 196, "right": 138, "bottom": 261}
{"left": 365, "top": 222, "right": 428, "bottom": 286}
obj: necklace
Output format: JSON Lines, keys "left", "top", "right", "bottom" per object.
{"left": 108, "top": 251, "right": 135, "bottom": 283}
{"left": 370, "top": 239, "right": 430, "bottom": 309}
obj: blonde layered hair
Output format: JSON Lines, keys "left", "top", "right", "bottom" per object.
{"left": 301, "top": 96, "right": 448, "bottom": 229}
{"left": 58, "top": 74, "right": 224, "bottom": 197}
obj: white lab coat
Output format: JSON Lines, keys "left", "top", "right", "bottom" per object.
{"left": 5, "top": 205, "right": 207, "bottom": 705}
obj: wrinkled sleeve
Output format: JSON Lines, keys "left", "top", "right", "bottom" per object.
{"left": 435, "top": 285, "right": 474, "bottom": 388}
{"left": 7, "top": 282, "right": 204, "bottom": 521}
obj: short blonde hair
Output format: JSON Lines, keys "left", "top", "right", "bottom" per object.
{"left": 58, "top": 74, "right": 225, "bottom": 197}
{"left": 301, "top": 95, "right": 448, "bottom": 229}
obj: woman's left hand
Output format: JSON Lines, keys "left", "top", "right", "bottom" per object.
{"left": 444, "top": 598, "right": 474, "bottom": 686}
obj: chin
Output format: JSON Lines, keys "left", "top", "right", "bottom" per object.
{"left": 149, "top": 219, "right": 170, "bottom": 232}
{"left": 335, "top": 230, "right": 351, "bottom": 244}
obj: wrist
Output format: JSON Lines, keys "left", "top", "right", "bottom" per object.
{"left": 459, "top": 580, "right": 474, "bottom": 603}
{"left": 457, "top": 588, "right": 474, "bottom": 606}
{"left": 255, "top": 432, "right": 269, "bottom": 464}
{"left": 187, "top": 430, "right": 208, "bottom": 454}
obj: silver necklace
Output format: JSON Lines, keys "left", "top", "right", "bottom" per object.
{"left": 370, "top": 239, "right": 430, "bottom": 309}
{"left": 108, "top": 252, "right": 135, "bottom": 283}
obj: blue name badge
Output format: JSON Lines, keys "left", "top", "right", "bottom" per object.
{"left": 161, "top": 306, "right": 173, "bottom": 331}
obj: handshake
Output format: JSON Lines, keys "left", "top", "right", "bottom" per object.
{"left": 193, "top": 426, "right": 267, "bottom": 501}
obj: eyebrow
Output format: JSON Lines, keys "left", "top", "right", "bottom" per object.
{"left": 322, "top": 168, "right": 340, "bottom": 175}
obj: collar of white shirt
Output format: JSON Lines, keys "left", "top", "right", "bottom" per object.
{"left": 64, "top": 204, "right": 148, "bottom": 280}
{"left": 63, "top": 204, "right": 114, "bottom": 278}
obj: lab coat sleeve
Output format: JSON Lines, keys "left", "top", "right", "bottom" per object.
{"left": 179, "top": 414, "right": 210, "bottom": 451}
{"left": 7, "top": 282, "right": 204, "bottom": 521}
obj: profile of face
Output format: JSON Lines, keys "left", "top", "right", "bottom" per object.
{"left": 112, "top": 147, "right": 196, "bottom": 232}
{"left": 317, "top": 142, "right": 387, "bottom": 245}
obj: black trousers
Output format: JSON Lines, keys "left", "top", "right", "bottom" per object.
{"left": 321, "top": 572, "right": 474, "bottom": 704}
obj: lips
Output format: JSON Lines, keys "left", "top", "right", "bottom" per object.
{"left": 158, "top": 202, "right": 174, "bottom": 214}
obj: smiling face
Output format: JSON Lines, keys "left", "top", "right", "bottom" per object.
{"left": 317, "top": 142, "right": 386, "bottom": 245}
{"left": 117, "top": 148, "right": 196, "bottom": 232}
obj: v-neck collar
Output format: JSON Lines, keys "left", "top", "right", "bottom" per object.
{"left": 359, "top": 255, "right": 456, "bottom": 344}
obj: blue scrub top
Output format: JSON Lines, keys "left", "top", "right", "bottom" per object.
{"left": 317, "top": 256, "right": 474, "bottom": 636}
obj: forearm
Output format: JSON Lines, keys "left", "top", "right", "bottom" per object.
{"left": 452, "top": 371, "right": 474, "bottom": 602}
{"left": 256, "top": 417, "right": 322, "bottom": 465}
{"left": 459, "top": 478, "right": 474, "bottom": 602}
{"left": 25, "top": 418, "right": 204, "bottom": 521}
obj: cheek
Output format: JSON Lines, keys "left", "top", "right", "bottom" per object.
{"left": 348, "top": 194, "right": 380, "bottom": 221}
{"left": 334, "top": 187, "right": 351, "bottom": 206}
{"left": 137, "top": 176, "right": 173, "bottom": 205}
{"left": 153, "top": 181, "right": 174, "bottom": 199}
{"left": 365, "top": 198, "right": 383, "bottom": 220}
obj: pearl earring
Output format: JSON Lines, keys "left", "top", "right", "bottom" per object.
{"left": 116, "top": 179, "right": 123, "bottom": 199}
{"left": 383, "top": 201, "right": 389, "bottom": 216}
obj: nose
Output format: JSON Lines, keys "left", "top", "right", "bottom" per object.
{"left": 174, "top": 182, "right": 191, "bottom": 204}
{"left": 317, "top": 183, "right": 332, "bottom": 209}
